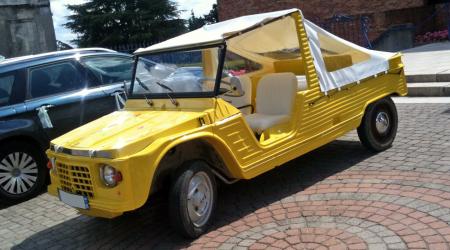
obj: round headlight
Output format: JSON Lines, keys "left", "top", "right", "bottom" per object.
{"left": 100, "top": 165, "right": 122, "bottom": 187}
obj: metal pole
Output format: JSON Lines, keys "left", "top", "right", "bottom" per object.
{"left": 447, "top": 3, "right": 450, "bottom": 41}
{"left": 361, "top": 16, "right": 372, "bottom": 49}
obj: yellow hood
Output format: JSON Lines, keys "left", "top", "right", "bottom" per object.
{"left": 51, "top": 110, "right": 205, "bottom": 157}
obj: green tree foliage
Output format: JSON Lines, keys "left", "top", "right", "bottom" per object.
{"left": 65, "top": 0, "right": 186, "bottom": 47}
{"left": 187, "top": 4, "right": 218, "bottom": 31}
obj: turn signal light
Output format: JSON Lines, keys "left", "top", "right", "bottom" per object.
{"left": 47, "top": 158, "right": 57, "bottom": 174}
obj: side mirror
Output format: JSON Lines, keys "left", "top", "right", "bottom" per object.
{"left": 225, "top": 77, "right": 245, "bottom": 97}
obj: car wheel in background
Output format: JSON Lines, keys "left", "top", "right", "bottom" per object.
{"left": 0, "top": 142, "right": 47, "bottom": 204}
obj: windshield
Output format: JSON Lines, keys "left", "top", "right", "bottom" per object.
{"left": 131, "top": 46, "right": 224, "bottom": 98}
{"left": 82, "top": 56, "right": 133, "bottom": 86}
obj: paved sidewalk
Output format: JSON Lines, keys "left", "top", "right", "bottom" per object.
{"left": 403, "top": 42, "right": 450, "bottom": 77}
{"left": 1, "top": 102, "right": 450, "bottom": 249}
{"left": 393, "top": 96, "right": 450, "bottom": 103}
{"left": 402, "top": 43, "right": 450, "bottom": 96}
{"left": 403, "top": 42, "right": 450, "bottom": 83}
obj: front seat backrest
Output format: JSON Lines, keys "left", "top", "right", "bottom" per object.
{"left": 56, "top": 66, "right": 81, "bottom": 91}
{"left": 31, "top": 70, "right": 52, "bottom": 98}
{"left": 256, "top": 73, "right": 297, "bottom": 115}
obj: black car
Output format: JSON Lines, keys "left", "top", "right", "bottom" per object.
{"left": 0, "top": 48, "right": 134, "bottom": 203}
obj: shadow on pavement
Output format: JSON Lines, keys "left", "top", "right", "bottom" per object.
{"left": 14, "top": 139, "right": 375, "bottom": 249}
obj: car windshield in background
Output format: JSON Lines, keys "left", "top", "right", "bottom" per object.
{"left": 82, "top": 56, "right": 133, "bottom": 85}
{"left": 132, "top": 46, "right": 223, "bottom": 97}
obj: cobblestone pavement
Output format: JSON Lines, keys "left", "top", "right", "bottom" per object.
{"left": 1, "top": 103, "right": 450, "bottom": 250}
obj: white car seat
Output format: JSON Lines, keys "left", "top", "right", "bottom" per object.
{"left": 245, "top": 73, "right": 297, "bottom": 134}
{"left": 296, "top": 75, "right": 308, "bottom": 91}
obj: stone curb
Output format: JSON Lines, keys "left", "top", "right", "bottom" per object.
{"left": 407, "top": 82, "right": 450, "bottom": 97}
{"left": 406, "top": 74, "right": 450, "bottom": 83}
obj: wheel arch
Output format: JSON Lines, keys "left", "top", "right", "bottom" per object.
{"left": 357, "top": 92, "right": 397, "bottom": 128}
{"left": 149, "top": 136, "right": 241, "bottom": 195}
{"left": 0, "top": 134, "right": 47, "bottom": 153}
{"left": 0, "top": 118, "right": 49, "bottom": 152}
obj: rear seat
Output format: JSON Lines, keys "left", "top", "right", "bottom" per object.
{"left": 273, "top": 59, "right": 308, "bottom": 91}
{"left": 296, "top": 75, "right": 307, "bottom": 91}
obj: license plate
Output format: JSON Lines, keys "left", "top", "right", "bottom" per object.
{"left": 58, "top": 190, "right": 89, "bottom": 209}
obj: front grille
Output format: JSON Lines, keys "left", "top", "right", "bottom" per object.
{"left": 57, "top": 163, "right": 94, "bottom": 198}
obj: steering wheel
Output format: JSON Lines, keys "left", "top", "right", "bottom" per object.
{"left": 199, "top": 77, "right": 244, "bottom": 96}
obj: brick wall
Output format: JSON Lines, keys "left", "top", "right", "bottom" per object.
{"left": 218, "top": 0, "right": 426, "bottom": 21}
{"left": 218, "top": 0, "right": 438, "bottom": 45}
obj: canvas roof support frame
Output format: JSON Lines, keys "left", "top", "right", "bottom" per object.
{"left": 135, "top": 9, "right": 396, "bottom": 94}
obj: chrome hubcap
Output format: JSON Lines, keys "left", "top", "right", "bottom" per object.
{"left": 375, "top": 111, "right": 390, "bottom": 134}
{"left": 187, "top": 172, "right": 213, "bottom": 227}
{"left": 0, "top": 152, "right": 38, "bottom": 195}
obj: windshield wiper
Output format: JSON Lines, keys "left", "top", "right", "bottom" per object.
{"left": 156, "top": 81, "right": 179, "bottom": 107}
{"left": 136, "top": 77, "right": 154, "bottom": 107}
{"left": 155, "top": 81, "right": 174, "bottom": 92}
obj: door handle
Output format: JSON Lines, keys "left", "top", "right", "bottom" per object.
{"left": 43, "top": 104, "right": 54, "bottom": 109}
{"left": 110, "top": 91, "right": 122, "bottom": 96}
{"left": 36, "top": 104, "right": 54, "bottom": 111}
{"left": 110, "top": 89, "right": 127, "bottom": 96}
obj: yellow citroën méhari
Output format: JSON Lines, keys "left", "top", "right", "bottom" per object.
{"left": 47, "top": 9, "right": 407, "bottom": 238}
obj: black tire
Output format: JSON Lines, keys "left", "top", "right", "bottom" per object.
{"left": 357, "top": 96, "right": 398, "bottom": 152}
{"left": 0, "top": 141, "right": 47, "bottom": 204}
{"left": 169, "top": 161, "right": 217, "bottom": 238}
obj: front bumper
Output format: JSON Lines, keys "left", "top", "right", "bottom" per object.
{"left": 48, "top": 186, "right": 124, "bottom": 218}
{"left": 47, "top": 151, "right": 145, "bottom": 219}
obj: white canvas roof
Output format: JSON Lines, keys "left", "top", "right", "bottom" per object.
{"left": 304, "top": 20, "right": 395, "bottom": 93}
{"left": 135, "top": 9, "right": 298, "bottom": 54}
{"left": 135, "top": 9, "right": 396, "bottom": 93}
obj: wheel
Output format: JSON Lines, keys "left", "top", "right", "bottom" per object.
{"left": 357, "top": 96, "right": 398, "bottom": 152}
{"left": 169, "top": 161, "right": 217, "bottom": 238}
{"left": 0, "top": 141, "right": 47, "bottom": 204}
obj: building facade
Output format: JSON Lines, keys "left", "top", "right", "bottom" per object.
{"left": 0, "top": 0, "right": 56, "bottom": 58}
{"left": 218, "top": 0, "right": 448, "bottom": 50}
